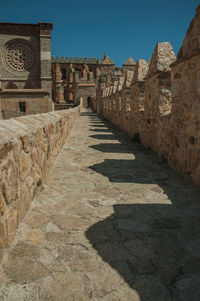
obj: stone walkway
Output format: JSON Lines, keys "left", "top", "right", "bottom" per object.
{"left": 1, "top": 109, "right": 200, "bottom": 300}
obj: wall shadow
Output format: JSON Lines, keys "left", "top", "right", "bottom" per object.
{"left": 89, "top": 124, "right": 107, "bottom": 128}
{"left": 90, "top": 143, "right": 132, "bottom": 153}
{"left": 83, "top": 110, "right": 200, "bottom": 300}
{"left": 90, "top": 134, "right": 118, "bottom": 140}
{"left": 90, "top": 128, "right": 112, "bottom": 133}
{"left": 86, "top": 203, "right": 200, "bottom": 300}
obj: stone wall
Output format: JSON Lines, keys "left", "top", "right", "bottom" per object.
{"left": 0, "top": 106, "right": 79, "bottom": 262}
{"left": 0, "top": 89, "right": 49, "bottom": 119}
{"left": 77, "top": 84, "right": 96, "bottom": 107}
{"left": 94, "top": 5, "right": 200, "bottom": 186}
{"left": 168, "top": 4, "right": 200, "bottom": 183}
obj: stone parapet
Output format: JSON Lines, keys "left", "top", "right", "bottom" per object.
{"left": 176, "top": 5, "right": 200, "bottom": 64}
{"left": 169, "top": 53, "right": 200, "bottom": 183}
{"left": 145, "top": 42, "right": 176, "bottom": 79}
{"left": 0, "top": 106, "right": 79, "bottom": 262}
{"left": 94, "top": 5, "right": 200, "bottom": 187}
{"left": 51, "top": 56, "right": 115, "bottom": 66}
{"left": 52, "top": 56, "right": 99, "bottom": 64}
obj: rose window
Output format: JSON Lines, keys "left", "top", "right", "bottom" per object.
{"left": 5, "top": 43, "right": 33, "bottom": 71}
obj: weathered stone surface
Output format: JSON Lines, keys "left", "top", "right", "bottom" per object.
{"left": 93, "top": 6, "right": 200, "bottom": 187}
{"left": 23, "top": 229, "right": 45, "bottom": 245}
{"left": 0, "top": 283, "right": 40, "bottom": 301}
{"left": 52, "top": 214, "right": 91, "bottom": 231}
{"left": 0, "top": 109, "right": 200, "bottom": 300}
{"left": 24, "top": 212, "right": 49, "bottom": 229}
{"left": 5, "top": 208, "right": 17, "bottom": 246}
{"left": 9, "top": 241, "right": 40, "bottom": 259}
{"left": 1, "top": 158, "right": 18, "bottom": 204}
{"left": 133, "top": 59, "right": 149, "bottom": 83}
{"left": 0, "top": 193, "right": 5, "bottom": 216}
{"left": 0, "top": 106, "right": 79, "bottom": 258}
{"left": 40, "top": 273, "right": 90, "bottom": 301}
{"left": 146, "top": 42, "right": 176, "bottom": 78}
{"left": 177, "top": 5, "right": 200, "bottom": 61}
{"left": 3, "top": 258, "right": 49, "bottom": 283}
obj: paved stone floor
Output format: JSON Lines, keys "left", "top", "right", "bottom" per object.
{"left": 1, "top": 109, "right": 200, "bottom": 300}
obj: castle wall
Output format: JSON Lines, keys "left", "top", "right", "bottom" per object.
{"left": 0, "top": 106, "right": 79, "bottom": 262}
{"left": 95, "top": 5, "right": 200, "bottom": 186}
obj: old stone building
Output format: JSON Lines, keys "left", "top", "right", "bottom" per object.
{"left": 0, "top": 20, "right": 128, "bottom": 118}
{"left": 0, "top": 22, "right": 53, "bottom": 119}
{"left": 51, "top": 54, "right": 115, "bottom": 109}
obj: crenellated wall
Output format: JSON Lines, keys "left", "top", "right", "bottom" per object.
{"left": 0, "top": 106, "right": 79, "bottom": 262}
{"left": 94, "top": 5, "right": 200, "bottom": 186}
{"left": 168, "top": 4, "right": 200, "bottom": 183}
{"left": 51, "top": 53, "right": 115, "bottom": 106}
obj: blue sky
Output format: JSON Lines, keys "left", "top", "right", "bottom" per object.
{"left": 1, "top": 0, "right": 199, "bottom": 66}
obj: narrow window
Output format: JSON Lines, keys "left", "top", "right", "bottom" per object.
{"left": 19, "top": 102, "right": 26, "bottom": 112}
{"left": 64, "top": 88, "right": 67, "bottom": 100}
{"left": 61, "top": 68, "right": 66, "bottom": 79}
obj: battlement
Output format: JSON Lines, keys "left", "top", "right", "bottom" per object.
{"left": 52, "top": 56, "right": 101, "bottom": 64}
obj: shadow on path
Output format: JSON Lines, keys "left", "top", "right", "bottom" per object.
{"left": 81, "top": 111, "right": 200, "bottom": 301}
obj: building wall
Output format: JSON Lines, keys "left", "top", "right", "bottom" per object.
{"left": 78, "top": 85, "right": 96, "bottom": 107}
{"left": 0, "top": 28, "right": 40, "bottom": 89}
{"left": 0, "top": 90, "right": 49, "bottom": 119}
{"left": 0, "top": 23, "right": 53, "bottom": 117}
{"left": 51, "top": 56, "right": 115, "bottom": 105}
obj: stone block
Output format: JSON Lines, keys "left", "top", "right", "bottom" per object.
{"left": 0, "top": 192, "right": 5, "bottom": 216}
{"left": 146, "top": 42, "right": 176, "bottom": 79}
{"left": 1, "top": 158, "right": 18, "bottom": 205}
{"left": 5, "top": 208, "right": 17, "bottom": 247}
{"left": 133, "top": 59, "right": 149, "bottom": 83}
{"left": 19, "top": 151, "right": 32, "bottom": 180}
{"left": 0, "top": 222, "right": 5, "bottom": 248}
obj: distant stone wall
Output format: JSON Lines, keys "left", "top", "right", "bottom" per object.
{"left": 78, "top": 84, "right": 96, "bottom": 107}
{"left": 0, "top": 106, "right": 79, "bottom": 262}
{"left": 94, "top": 5, "right": 200, "bottom": 186}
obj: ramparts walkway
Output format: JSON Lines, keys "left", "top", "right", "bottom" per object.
{"left": 0, "top": 110, "right": 200, "bottom": 300}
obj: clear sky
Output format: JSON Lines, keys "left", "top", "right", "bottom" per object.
{"left": 1, "top": 0, "right": 199, "bottom": 66}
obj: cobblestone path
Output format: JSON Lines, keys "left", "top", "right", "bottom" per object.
{"left": 1, "top": 110, "right": 200, "bottom": 300}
